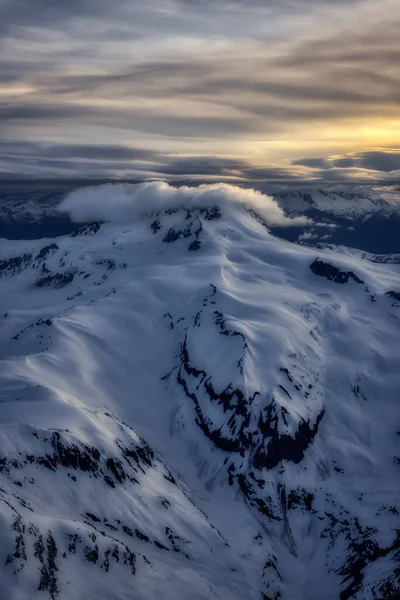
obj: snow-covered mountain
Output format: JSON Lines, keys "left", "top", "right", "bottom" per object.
{"left": 0, "top": 190, "right": 73, "bottom": 240}
{"left": 272, "top": 188, "right": 397, "bottom": 220}
{"left": 269, "top": 188, "right": 400, "bottom": 255}
{"left": 0, "top": 182, "right": 399, "bottom": 600}
{"left": 1, "top": 183, "right": 400, "bottom": 254}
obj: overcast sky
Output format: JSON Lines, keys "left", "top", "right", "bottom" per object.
{"left": 0, "top": 0, "right": 399, "bottom": 184}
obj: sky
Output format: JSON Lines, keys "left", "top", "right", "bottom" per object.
{"left": 0, "top": 0, "right": 399, "bottom": 185}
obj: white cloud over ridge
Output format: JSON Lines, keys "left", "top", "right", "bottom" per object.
{"left": 58, "top": 181, "right": 311, "bottom": 227}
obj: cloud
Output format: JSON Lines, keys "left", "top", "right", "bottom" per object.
{"left": 153, "top": 156, "right": 249, "bottom": 177}
{"left": 1, "top": 0, "right": 399, "bottom": 181}
{"left": 0, "top": 0, "right": 127, "bottom": 33}
{"left": 298, "top": 230, "right": 333, "bottom": 242}
{"left": 298, "top": 231, "right": 318, "bottom": 241}
{"left": 332, "top": 157, "right": 357, "bottom": 168}
{"left": 293, "top": 150, "right": 400, "bottom": 177}
{"left": 352, "top": 151, "right": 400, "bottom": 172}
{"left": 292, "top": 158, "right": 330, "bottom": 169}
{"left": 0, "top": 140, "right": 254, "bottom": 179}
{"left": 0, "top": 0, "right": 363, "bottom": 34}
{"left": 1, "top": 138, "right": 399, "bottom": 185}
{"left": 58, "top": 181, "right": 311, "bottom": 227}
{"left": 32, "top": 144, "right": 159, "bottom": 162}
{"left": 0, "top": 100, "right": 255, "bottom": 138}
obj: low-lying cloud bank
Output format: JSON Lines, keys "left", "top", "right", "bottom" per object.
{"left": 58, "top": 181, "right": 310, "bottom": 227}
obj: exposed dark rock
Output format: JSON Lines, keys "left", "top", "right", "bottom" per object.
{"left": 35, "top": 244, "right": 59, "bottom": 261}
{"left": 338, "top": 528, "right": 400, "bottom": 600}
{"left": 123, "top": 547, "right": 136, "bottom": 574}
{"left": 50, "top": 432, "right": 100, "bottom": 472}
{"left": 213, "top": 311, "right": 246, "bottom": 341}
{"left": 154, "top": 541, "right": 170, "bottom": 551}
{"left": 199, "top": 206, "right": 221, "bottom": 220}
{"left": 163, "top": 216, "right": 203, "bottom": 244}
{"left": 95, "top": 258, "right": 115, "bottom": 270}
{"left": 279, "top": 368, "right": 293, "bottom": 383}
{"left": 163, "top": 228, "right": 179, "bottom": 243}
{"left": 234, "top": 473, "right": 280, "bottom": 521}
{"left": 188, "top": 240, "right": 201, "bottom": 251}
{"left": 5, "top": 515, "right": 27, "bottom": 571}
{"left": 310, "top": 259, "right": 364, "bottom": 284}
{"left": 0, "top": 253, "right": 32, "bottom": 276}
{"left": 150, "top": 219, "right": 161, "bottom": 233}
{"left": 286, "top": 489, "right": 314, "bottom": 513}
{"left": 135, "top": 529, "right": 149, "bottom": 542}
{"left": 386, "top": 290, "right": 400, "bottom": 302}
{"left": 84, "top": 545, "right": 99, "bottom": 564}
{"left": 85, "top": 513, "right": 101, "bottom": 523}
{"left": 101, "top": 548, "right": 111, "bottom": 572}
{"left": 165, "top": 527, "right": 190, "bottom": 558}
{"left": 0, "top": 428, "right": 155, "bottom": 505}
{"left": 253, "top": 410, "right": 325, "bottom": 470}
{"left": 71, "top": 222, "right": 102, "bottom": 237}
{"left": 36, "top": 271, "right": 75, "bottom": 289}
{"left": 66, "top": 533, "right": 81, "bottom": 554}
{"left": 179, "top": 329, "right": 323, "bottom": 471}
{"left": 106, "top": 458, "right": 126, "bottom": 484}
{"left": 37, "top": 533, "right": 58, "bottom": 600}
{"left": 177, "top": 345, "right": 252, "bottom": 455}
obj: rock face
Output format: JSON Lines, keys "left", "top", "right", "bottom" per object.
{"left": 36, "top": 271, "right": 75, "bottom": 289}
{"left": 70, "top": 222, "right": 102, "bottom": 237}
{"left": 0, "top": 253, "right": 33, "bottom": 277}
{"left": 0, "top": 185, "right": 399, "bottom": 600}
{"left": 310, "top": 259, "right": 364, "bottom": 284}
{"left": 386, "top": 290, "right": 400, "bottom": 302}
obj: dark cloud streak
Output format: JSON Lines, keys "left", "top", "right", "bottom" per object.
{"left": 294, "top": 151, "right": 400, "bottom": 173}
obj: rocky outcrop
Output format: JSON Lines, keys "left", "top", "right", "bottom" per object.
{"left": 71, "top": 222, "right": 102, "bottom": 237}
{"left": 310, "top": 259, "right": 364, "bottom": 284}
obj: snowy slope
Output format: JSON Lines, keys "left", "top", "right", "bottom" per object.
{"left": 0, "top": 182, "right": 399, "bottom": 600}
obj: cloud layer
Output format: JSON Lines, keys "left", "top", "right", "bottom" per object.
{"left": 293, "top": 150, "right": 400, "bottom": 183}
{"left": 58, "top": 181, "right": 310, "bottom": 226}
{"left": 0, "top": 0, "right": 399, "bottom": 183}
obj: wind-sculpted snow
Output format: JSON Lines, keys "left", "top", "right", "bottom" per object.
{"left": 0, "top": 183, "right": 399, "bottom": 600}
